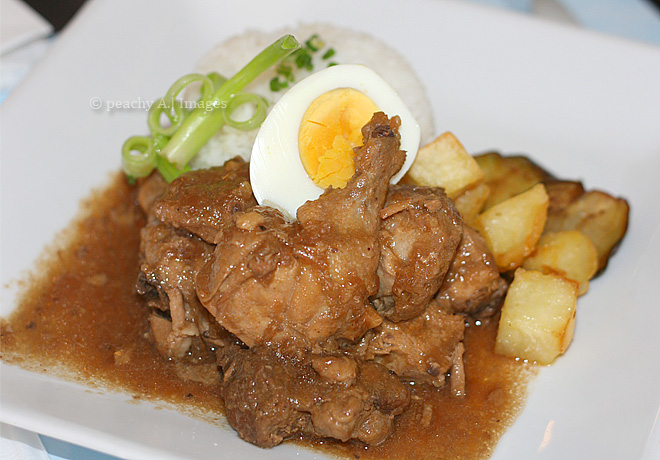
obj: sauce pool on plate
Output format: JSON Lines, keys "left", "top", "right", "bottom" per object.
{"left": 0, "top": 172, "right": 536, "bottom": 460}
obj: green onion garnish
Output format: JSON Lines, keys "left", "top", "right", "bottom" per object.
{"left": 270, "top": 33, "right": 334, "bottom": 93}
{"left": 269, "top": 77, "right": 287, "bottom": 92}
{"left": 122, "top": 34, "right": 300, "bottom": 182}
{"left": 305, "top": 34, "right": 324, "bottom": 52}
{"left": 295, "top": 49, "right": 313, "bottom": 71}
{"left": 121, "top": 136, "right": 156, "bottom": 178}
{"left": 223, "top": 92, "right": 269, "bottom": 131}
{"left": 276, "top": 62, "right": 294, "bottom": 81}
{"left": 322, "top": 48, "right": 335, "bottom": 60}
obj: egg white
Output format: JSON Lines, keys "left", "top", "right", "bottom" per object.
{"left": 250, "top": 64, "right": 421, "bottom": 221}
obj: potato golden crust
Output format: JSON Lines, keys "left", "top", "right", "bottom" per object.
{"left": 452, "top": 182, "right": 490, "bottom": 226}
{"left": 522, "top": 230, "right": 598, "bottom": 296}
{"left": 543, "top": 187, "right": 630, "bottom": 273}
{"left": 473, "top": 183, "right": 549, "bottom": 272}
{"left": 466, "top": 152, "right": 629, "bottom": 367}
{"left": 470, "top": 154, "right": 629, "bottom": 274}
{"left": 405, "top": 132, "right": 484, "bottom": 200}
{"left": 495, "top": 268, "right": 578, "bottom": 364}
{"left": 408, "top": 141, "right": 628, "bottom": 368}
{"left": 474, "top": 152, "right": 551, "bottom": 210}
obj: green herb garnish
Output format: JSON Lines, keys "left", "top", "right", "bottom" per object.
{"left": 305, "top": 34, "right": 323, "bottom": 52}
{"left": 295, "top": 48, "right": 313, "bottom": 71}
{"left": 322, "top": 48, "right": 335, "bottom": 60}
{"left": 122, "top": 34, "right": 300, "bottom": 182}
{"left": 270, "top": 33, "right": 336, "bottom": 92}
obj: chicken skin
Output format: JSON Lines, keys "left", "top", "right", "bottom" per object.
{"left": 374, "top": 184, "right": 463, "bottom": 321}
{"left": 134, "top": 113, "right": 514, "bottom": 449}
{"left": 196, "top": 113, "right": 406, "bottom": 353}
{"left": 136, "top": 162, "right": 254, "bottom": 358}
{"left": 219, "top": 344, "right": 410, "bottom": 447}
{"left": 436, "top": 225, "right": 508, "bottom": 318}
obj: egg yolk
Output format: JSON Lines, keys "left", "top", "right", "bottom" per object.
{"left": 299, "top": 88, "right": 379, "bottom": 189}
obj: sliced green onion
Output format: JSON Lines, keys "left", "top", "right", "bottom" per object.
{"left": 270, "top": 76, "right": 287, "bottom": 92}
{"left": 151, "top": 132, "right": 170, "bottom": 154}
{"left": 322, "top": 48, "right": 335, "bottom": 60}
{"left": 305, "top": 34, "right": 324, "bottom": 52}
{"left": 122, "top": 136, "right": 157, "bottom": 178}
{"left": 147, "top": 73, "right": 215, "bottom": 137}
{"left": 223, "top": 92, "right": 268, "bottom": 131}
{"left": 122, "top": 35, "right": 301, "bottom": 183}
{"left": 147, "top": 98, "right": 188, "bottom": 137}
{"left": 269, "top": 34, "right": 334, "bottom": 93}
{"left": 295, "top": 49, "right": 313, "bottom": 71}
{"left": 164, "top": 73, "right": 216, "bottom": 104}
{"left": 155, "top": 155, "right": 189, "bottom": 183}
{"left": 276, "top": 62, "right": 294, "bottom": 81}
{"left": 160, "top": 34, "right": 300, "bottom": 170}
{"left": 206, "top": 72, "right": 227, "bottom": 89}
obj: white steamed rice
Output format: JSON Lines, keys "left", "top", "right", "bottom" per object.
{"left": 190, "top": 23, "right": 435, "bottom": 170}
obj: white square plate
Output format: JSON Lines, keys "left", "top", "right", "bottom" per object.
{"left": 2, "top": 1, "right": 660, "bottom": 459}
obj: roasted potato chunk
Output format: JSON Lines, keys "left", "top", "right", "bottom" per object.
{"left": 544, "top": 188, "right": 629, "bottom": 272}
{"left": 474, "top": 183, "right": 549, "bottom": 272}
{"left": 544, "top": 180, "right": 585, "bottom": 216}
{"left": 495, "top": 268, "right": 578, "bottom": 364}
{"left": 452, "top": 182, "right": 490, "bottom": 226}
{"left": 406, "top": 132, "right": 484, "bottom": 199}
{"left": 474, "top": 152, "right": 550, "bottom": 210}
{"left": 522, "top": 231, "right": 598, "bottom": 296}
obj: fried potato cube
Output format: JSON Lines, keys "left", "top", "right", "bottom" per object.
{"left": 452, "top": 182, "right": 490, "bottom": 225}
{"left": 474, "top": 183, "right": 549, "bottom": 271}
{"left": 544, "top": 190, "right": 629, "bottom": 272}
{"left": 475, "top": 152, "right": 550, "bottom": 210}
{"left": 406, "top": 132, "right": 484, "bottom": 199}
{"left": 495, "top": 268, "right": 578, "bottom": 364}
{"left": 544, "top": 180, "right": 585, "bottom": 216}
{"left": 522, "top": 231, "right": 598, "bottom": 296}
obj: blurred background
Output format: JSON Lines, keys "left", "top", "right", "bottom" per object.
{"left": 2, "top": 0, "right": 660, "bottom": 104}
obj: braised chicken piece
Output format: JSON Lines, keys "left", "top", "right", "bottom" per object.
{"left": 138, "top": 220, "right": 216, "bottom": 358}
{"left": 136, "top": 170, "right": 168, "bottom": 217}
{"left": 196, "top": 113, "right": 405, "bottom": 353}
{"left": 134, "top": 113, "right": 510, "bottom": 450}
{"left": 435, "top": 225, "right": 508, "bottom": 318}
{"left": 154, "top": 159, "right": 256, "bottom": 242}
{"left": 218, "top": 342, "right": 410, "bottom": 447}
{"left": 136, "top": 163, "right": 256, "bottom": 358}
{"left": 358, "top": 303, "right": 465, "bottom": 388}
{"left": 374, "top": 184, "right": 463, "bottom": 321}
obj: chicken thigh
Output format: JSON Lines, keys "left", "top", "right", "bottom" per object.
{"left": 196, "top": 113, "right": 406, "bottom": 353}
{"left": 374, "top": 184, "right": 463, "bottom": 321}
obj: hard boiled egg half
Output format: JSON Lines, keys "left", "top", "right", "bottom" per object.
{"left": 250, "top": 64, "right": 420, "bottom": 221}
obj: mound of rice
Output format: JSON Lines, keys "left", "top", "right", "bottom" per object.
{"left": 190, "top": 23, "right": 435, "bottom": 170}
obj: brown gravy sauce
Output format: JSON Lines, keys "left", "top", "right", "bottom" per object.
{"left": 0, "top": 172, "right": 536, "bottom": 460}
